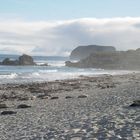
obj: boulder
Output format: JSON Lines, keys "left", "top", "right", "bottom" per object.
{"left": 18, "top": 54, "right": 36, "bottom": 65}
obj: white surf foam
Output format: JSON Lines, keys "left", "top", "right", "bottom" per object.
{"left": 0, "top": 73, "right": 18, "bottom": 79}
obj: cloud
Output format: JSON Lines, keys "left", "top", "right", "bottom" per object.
{"left": 0, "top": 17, "right": 140, "bottom": 56}
{"left": 133, "top": 23, "right": 140, "bottom": 28}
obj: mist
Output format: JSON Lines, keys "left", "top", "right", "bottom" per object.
{"left": 0, "top": 17, "right": 140, "bottom": 55}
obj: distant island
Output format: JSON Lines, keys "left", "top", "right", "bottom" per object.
{"left": 70, "top": 45, "right": 116, "bottom": 60}
{"left": 66, "top": 45, "right": 140, "bottom": 70}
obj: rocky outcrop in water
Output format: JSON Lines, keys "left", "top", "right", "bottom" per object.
{"left": 70, "top": 45, "right": 116, "bottom": 60}
{"left": 1, "top": 58, "right": 19, "bottom": 65}
{"left": 18, "top": 54, "right": 36, "bottom": 65}
{"left": 0, "top": 54, "right": 36, "bottom": 66}
{"left": 66, "top": 49, "right": 140, "bottom": 70}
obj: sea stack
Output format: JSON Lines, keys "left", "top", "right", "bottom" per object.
{"left": 0, "top": 54, "right": 37, "bottom": 66}
{"left": 18, "top": 54, "right": 36, "bottom": 65}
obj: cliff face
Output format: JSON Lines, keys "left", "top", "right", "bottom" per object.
{"left": 70, "top": 45, "right": 116, "bottom": 60}
{"left": 66, "top": 50, "right": 140, "bottom": 70}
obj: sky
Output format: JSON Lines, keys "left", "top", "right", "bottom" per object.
{"left": 0, "top": 0, "right": 140, "bottom": 56}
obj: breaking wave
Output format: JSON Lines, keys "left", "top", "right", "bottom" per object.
{"left": 0, "top": 73, "right": 18, "bottom": 79}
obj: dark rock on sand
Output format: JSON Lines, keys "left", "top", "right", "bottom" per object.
{"left": 0, "top": 103, "right": 8, "bottom": 109}
{"left": 1, "top": 111, "right": 17, "bottom": 115}
{"left": 129, "top": 100, "right": 140, "bottom": 107}
{"left": 17, "top": 104, "right": 31, "bottom": 109}
{"left": 50, "top": 97, "right": 59, "bottom": 100}
{"left": 78, "top": 95, "right": 87, "bottom": 98}
{"left": 65, "top": 96, "right": 73, "bottom": 99}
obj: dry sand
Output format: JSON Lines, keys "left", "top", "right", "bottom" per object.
{"left": 0, "top": 73, "right": 140, "bottom": 140}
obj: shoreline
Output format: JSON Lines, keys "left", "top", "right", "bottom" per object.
{"left": 0, "top": 65, "right": 137, "bottom": 85}
{"left": 0, "top": 72, "right": 140, "bottom": 139}
{"left": 0, "top": 69, "right": 137, "bottom": 85}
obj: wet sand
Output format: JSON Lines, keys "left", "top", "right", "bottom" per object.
{"left": 0, "top": 73, "right": 140, "bottom": 139}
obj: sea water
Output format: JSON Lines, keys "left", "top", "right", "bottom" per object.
{"left": 0, "top": 54, "right": 132, "bottom": 84}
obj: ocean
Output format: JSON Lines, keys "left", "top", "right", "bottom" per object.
{"left": 0, "top": 54, "right": 132, "bottom": 84}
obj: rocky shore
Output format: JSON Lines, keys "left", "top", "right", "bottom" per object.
{"left": 0, "top": 73, "right": 140, "bottom": 139}
{"left": 66, "top": 47, "right": 140, "bottom": 70}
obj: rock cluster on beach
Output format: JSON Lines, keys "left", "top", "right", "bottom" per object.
{"left": 0, "top": 54, "right": 36, "bottom": 66}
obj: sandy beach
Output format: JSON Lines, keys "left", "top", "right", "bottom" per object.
{"left": 0, "top": 73, "right": 140, "bottom": 140}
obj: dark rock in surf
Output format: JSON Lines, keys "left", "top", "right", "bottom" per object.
{"left": 2, "top": 58, "right": 19, "bottom": 65}
{"left": 0, "top": 54, "right": 36, "bottom": 66}
{"left": 18, "top": 54, "right": 36, "bottom": 65}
